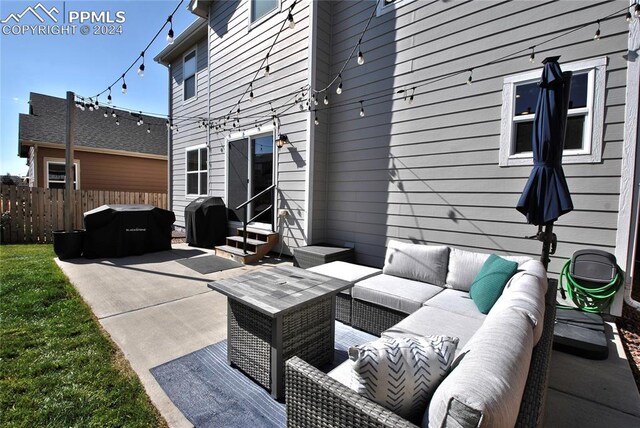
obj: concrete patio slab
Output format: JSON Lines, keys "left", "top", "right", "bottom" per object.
{"left": 56, "top": 245, "right": 640, "bottom": 427}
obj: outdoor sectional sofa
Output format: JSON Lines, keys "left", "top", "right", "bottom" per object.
{"left": 286, "top": 240, "right": 557, "bottom": 427}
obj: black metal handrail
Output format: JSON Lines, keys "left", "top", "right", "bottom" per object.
{"left": 235, "top": 184, "right": 276, "bottom": 254}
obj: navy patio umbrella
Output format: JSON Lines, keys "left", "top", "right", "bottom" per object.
{"left": 516, "top": 56, "right": 574, "bottom": 270}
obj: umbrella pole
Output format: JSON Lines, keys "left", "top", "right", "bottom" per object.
{"left": 540, "top": 222, "right": 555, "bottom": 271}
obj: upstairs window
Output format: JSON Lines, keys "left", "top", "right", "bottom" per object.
{"left": 184, "top": 49, "right": 197, "bottom": 101}
{"left": 251, "top": 0, "right": 278, "bottom": 24}
{"left": 377, "top": 0, "right": 413, "bottom": 16}
{"left": 499, "top": 57, "right": 606, "bottom": 166}
{"left": 186, "top": 146, "right": 208, "bottom": 196}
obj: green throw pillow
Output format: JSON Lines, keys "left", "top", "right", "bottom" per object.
{"left": 469, "top": 254, "right": 518, "bottom": 314}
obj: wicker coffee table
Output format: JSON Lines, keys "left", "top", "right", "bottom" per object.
{"left": 207, "top": 265, "right": 351, "bottom": 400}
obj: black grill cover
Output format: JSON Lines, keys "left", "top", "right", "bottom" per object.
{"left": 83, "top": 204, "right": 175, "bottom": 258}
{"left": 185, "top": 197, "right": 227, "bottom": 248}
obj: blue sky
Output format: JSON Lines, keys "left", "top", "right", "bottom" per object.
{"left": 0, "top": 0, "right": 196, "bottom": 175}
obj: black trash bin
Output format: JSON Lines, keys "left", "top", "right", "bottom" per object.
{"left": 83, "top": 204, "right": 175, "bottom": 258}
{"left": 185, "top": 197, "right": 227, "bottom": 248}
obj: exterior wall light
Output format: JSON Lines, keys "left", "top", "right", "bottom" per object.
{"left": 276, "top": 134, "right": 288, "bottom": 149}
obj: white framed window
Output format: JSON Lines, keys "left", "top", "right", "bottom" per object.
{"left": 377, "top": 0, "right": 413, "bottom": 16}
{"left": 186, "top": 145, "right": 208, "bottom": 196}
{"left": 45, "top": 159, "right": 79, "bottom": 189}
{"left": 499, "top": 57, "right": 607, "bottom": 166}
{"left": 249, "top": 0, "right": 280, "bottom": 28}
{"left": 183, "top": 49, "right": 197, "bottom": 102}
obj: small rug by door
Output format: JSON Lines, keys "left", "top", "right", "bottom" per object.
{"left": 177, "top": 254, "right": 242, "bottom": 275}
{"left": 150, "top": 322, "right": 377, "bottom": 428}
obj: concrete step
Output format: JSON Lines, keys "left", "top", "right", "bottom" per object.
{"left": 215, "top": 245, "right": 256, "bottom": 257}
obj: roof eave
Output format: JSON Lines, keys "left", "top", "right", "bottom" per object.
{"left": 153, "top": 17, "right": 207, "bottom": 66}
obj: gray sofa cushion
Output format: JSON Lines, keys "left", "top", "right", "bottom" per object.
{"left": 423, "top": 289, "right": 486, "bottom": 321}
{"left": 383, "top": 240, "right": 450, "bottom": 286}
{"left": 352, "top": 274, "right": 444, "bottom": 315}
{"left": 383, "top": 306, "right": 483, "bottom": 352}
{"left": 426, "top": 306, "right": 535, "bottom": 428}
{"left": 308, "top": 261, "right": 381, "bottom": 296}
{"left": 446, "top": 247, "right": 532, "bottom": 292}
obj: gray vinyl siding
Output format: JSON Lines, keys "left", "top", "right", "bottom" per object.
{"left": 207, "top": 0, "right": 310, "bottom": 254}
{"left": 170, "top": 38, "right": 209, "bottom": 228}
{"left": 319, "top": 0, "right": 627, "bottom": 277}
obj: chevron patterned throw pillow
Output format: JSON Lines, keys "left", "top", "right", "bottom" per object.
{"left": 348, "top": 335, "right": 459, "bottom": 422}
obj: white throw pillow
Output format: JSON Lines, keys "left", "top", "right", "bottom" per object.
{"left": 348, "top": 335, "right": 459, "bottom": 422}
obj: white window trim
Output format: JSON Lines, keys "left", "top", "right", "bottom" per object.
{"left": 44, "top": 158, "right": 80, "bottom": 189}
{"left": 499, "top": 57, "right": 607, "bottom": 166}
{"left": 248, "top": 0, "right": 281, "bottom": 31}
{"left": 224, "top": 126, "right": 277, "bottom": 228}
{"left": 377, "top": 0, "right": 413, "bottom": 17}
{"left": 185, "top": 144, "right": 208, "bottom": 198}
{"left": 183, "top": 47, "right": 198, "bottom": 104}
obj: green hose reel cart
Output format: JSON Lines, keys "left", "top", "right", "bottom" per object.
{"left": 553, "top": 249, "right": 624, "bottom": 360}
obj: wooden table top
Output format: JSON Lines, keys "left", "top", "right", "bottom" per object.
{"left": 207, "top": 265, "right": 351, "bottom": 317}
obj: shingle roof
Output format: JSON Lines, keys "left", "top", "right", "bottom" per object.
{"left": 19, "top": 92, "right": 167, "bottom": 157}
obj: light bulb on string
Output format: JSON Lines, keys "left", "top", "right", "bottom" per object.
{"left": 107, "top": 87, "right": 112, "bottom": 104}
{"left": 336, "top": 74, "right": 343, "bottom": 94}
{"left": 94, "top": 98, "right": 99, "bottom": 110}
{"left": 359, "top": 100, "right": 365, "bottom": 117}
{"left": 529, "top": 47, "right": 535, "bottom": 63}
{"left": 121, "top": 75, "right": 127, "bottom": 94}
{"left": 139, "top": 113, "right": 143, "bottom": 126}
{"left": 324, "top": 95, "right": 329, "bottom": 105}
{"left": 112, "top": 110, "right": 116, "bottom": 118}
{"left": 166, "top": 119, "right": 170, "bottom": 129}
{"left": 264, "top": 54, "right": 270, "bottom": 77}
{"left": 467, "top": 69, "right": 473, "bottom": 85}
{"left": 287, "top": 12, "right": 295, "bottom": 29}
{"left": 115, "top": 115, "right": 120, "bottom": 125}
{"left": 594, "top": 20, "right": 601, "bottom": 40}
{"left": 636, "top": 3, "right": 640, "bottom": 17}
{"left": 104, "top": 108, "right": 109, "bottom": 118}
{"left": 314, "top": 111, "right": 319, "bottom": 126}
{"left": 138, "top": 52, "right": 145, "bottom": 77}
{"left": 249, "top": 83, "right": 254, "bottom": 101}
{"left": 626, "top": 10, "right": 632, "bottom": 22}
{"left": 167, "top": 15, "right": 174, "bottom": 44}
{"left": 88, "top": 99, "right": 94, "bottom": 111}
{"left": 147, "top": 125, "right": 151, "bottom": 134}
{"left": 80, "top": 102, "right": 85, "bottom": 111}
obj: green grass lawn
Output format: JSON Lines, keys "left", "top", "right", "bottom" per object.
{"left": 0, "top": 245, "right": 166, "bottom": 427}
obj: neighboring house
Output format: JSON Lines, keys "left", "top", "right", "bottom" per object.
{"left": 18, "top": 92, "right": 168, "bottom": 193}
{"left": 1, "top": 174, "right": 27, "bottom": 186}
{"left": 155, "top": 0, "right": 638, "bottom": 314}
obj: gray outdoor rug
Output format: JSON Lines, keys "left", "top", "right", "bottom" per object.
{"left": 150, "top": 321, "right": 377, "bottom": 428}
{"left": 177, "top": 254, "right": 242, "bottom": 275}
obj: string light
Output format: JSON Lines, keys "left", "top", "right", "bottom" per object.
{"left": 626, "top": 9, "right": 632, "bottom": 22}
{"left": 594, "top": 20, "right": 601, "bottom": 40}
{"left": 138, "top": 52, "right": 145, "bottom": 77}
{"left": 167, "top": 15, "right": 174, "bottom": 44}
{"left": 88, "top": 99, "right": 94, "bottom": 111}
{"left": 467, "top": 69, "right": 473, "bottom": 85}
{"left": 409, "top": 87, "right": 415, "bottom": 104}
{"left": 287, "top": 11, "right": 295, "bottom": 29}
{"left": 357, "top": 40, "right": 365, "bottom": 65}
{"left": 636, "top": 3, "right": 640, "bottom": 17}
{"left": 112, "top": 110, "right": 117, "bottom": 118}
{"left": 115, "top": 115, "right": 120, "bottom": 125}
{"left": 249, "top": 83, "right": 254, "bottom": 101}
{"left": 264, "top": 54, "right": 270, "bottom": 76}
{"left": 314, "top": 111, "right": 319, "bottom": 125}
{"left": 121, "top": 75, "right": 127, "bottom": 94}
{"left": 336, "top": 74, "right": 343, "bottom": 94}
{"left": 107, "top": 87, "right": 112, "bottom": 104}
{"left": 104, "top": 108, "right": 109, "bottom": 118}
{"left": 529, "top": 46, "right": 535, "bottom": 63}
{"left": 359, "top": 100, "right": 365, "bottom": 117}
{"left": 94, "top": 98, "right": 99, "bottom": 110}
{"left": 324, "top": 95, "right": 329, "bottom": 105}
{"left": 147, "top": 125, "right": 151, "bottom": 133}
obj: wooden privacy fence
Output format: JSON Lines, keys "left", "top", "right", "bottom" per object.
{"left": 0, "top": 186, "right": 168, "bottom": 244}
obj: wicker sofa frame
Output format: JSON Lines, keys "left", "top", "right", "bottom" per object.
{"left": 286, "top": 280, "right": 558, "bottom": 428}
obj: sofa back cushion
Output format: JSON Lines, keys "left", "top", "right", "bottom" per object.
{"left": 383, "top": 240, "right": 450, "bottom": 286}
{"left": 349, "top": 335, "right": 459, "bottom": 423}
{"left": 425, "top": 306, "right": 535, "bottom": 428}
{"left": 446, "top": 247, "right": 532, "bottom": 291}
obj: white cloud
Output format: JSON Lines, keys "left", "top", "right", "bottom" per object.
{"left": 12, "top": 97, "right": 20, "bottom": 102}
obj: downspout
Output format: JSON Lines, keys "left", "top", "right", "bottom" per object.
{"left": 303, "top": 0, "right": 318, "bottom": 245}
{"left": 167, "top": 64, "right": 174, "bottom": 213}
{"left": 206, "top": 13, "right": 211, "bottom": 196}
{"left": 618, "top": 4, "right": 640, "bottom": 311}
